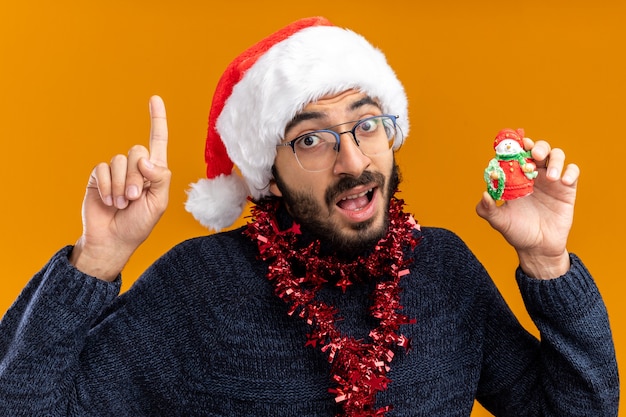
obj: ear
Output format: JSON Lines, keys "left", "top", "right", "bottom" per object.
{"left": 269, "top": 179, "right": 283, "bottom": 197}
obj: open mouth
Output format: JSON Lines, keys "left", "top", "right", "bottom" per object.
{"left": 336, "top": 187, "right": 375, "bottom": 212}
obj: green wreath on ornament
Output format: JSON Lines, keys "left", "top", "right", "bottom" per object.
{"left": 484, "top": 159, "right": 505, "bottom": 200}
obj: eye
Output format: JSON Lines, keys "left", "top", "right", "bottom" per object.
{"left": 355, "top": 118, "right": 380, "bottom": 136}
{"left": 294, "top": 133, "right": 325, "bottom": 150}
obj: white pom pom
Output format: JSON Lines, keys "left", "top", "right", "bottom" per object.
{"left": 185, "top": 173, "right": 249, "bottom": 231}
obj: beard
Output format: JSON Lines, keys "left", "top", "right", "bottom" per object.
{"left": 272, "top": 163, "right": 402, "bottom": 258}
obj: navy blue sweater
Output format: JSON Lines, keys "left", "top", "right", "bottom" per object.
{"left": 0, "top": 227, "right": 619, "bottom": 416}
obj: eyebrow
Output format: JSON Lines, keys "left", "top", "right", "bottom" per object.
{"left": 284, "top": 95, "right": 381, "bottom": 135}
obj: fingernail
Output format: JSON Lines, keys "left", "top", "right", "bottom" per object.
{"left": 143, "top": 159, "right": 154, "bottom": 169}
{"left": 103, "top": 195, "right": 113, "bottom": 206}
{"left": 127, "top": 185, "right": 139, "bottom": 199}
{"left": 116, "top": 196, "right": 128, "bottom": 209}
{"left": 548, "top": 168, "right": 558, "bottom": 179}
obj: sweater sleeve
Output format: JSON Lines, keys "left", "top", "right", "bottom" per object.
{"left": 478, "top": 253, "right": 619, "bottom": 416}
{"left": 0, "top": 246, "right": 121, "bottom": 416}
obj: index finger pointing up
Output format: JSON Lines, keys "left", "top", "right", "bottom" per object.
{"left": 149, "top": 95, "right": 168, "bottom": 167}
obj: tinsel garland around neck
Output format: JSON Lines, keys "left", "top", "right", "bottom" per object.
{"left": 245, "top": 197, "right": 421, "bottom": 417}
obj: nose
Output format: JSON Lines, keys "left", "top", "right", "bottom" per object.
{"left": 332, "top": 133, "right": 371, "bottom": 177}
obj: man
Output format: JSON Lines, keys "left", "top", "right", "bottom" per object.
{"left": 0, "top": 16, "right": 618, "bottom": 417}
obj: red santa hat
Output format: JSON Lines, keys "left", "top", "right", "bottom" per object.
{"left": 493, "top": 128, "right": 525, "bottom": 149}
{"left": 185, "top": 16, "right": 409, "bottom": 231}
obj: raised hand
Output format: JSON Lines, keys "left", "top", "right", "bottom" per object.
{"left": 70, "top": 96, "right": 171, "bottom": 281}
{"left": 476, "top": 138, "right": 579, "bottom": 279}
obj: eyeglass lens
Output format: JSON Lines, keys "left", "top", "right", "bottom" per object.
{"left": 292, "top": 116, "right": 398, "bottom": 172}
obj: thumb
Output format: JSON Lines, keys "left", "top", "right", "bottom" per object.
{"left": 475, "top": 191, "right": 501, "bottom": 227}
{"left": 138, "top": 157, "right": 172, "bottom": 198}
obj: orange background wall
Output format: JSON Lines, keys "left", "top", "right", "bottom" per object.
{"left": 1, "top": 1, "right": 623, "bottom": 415}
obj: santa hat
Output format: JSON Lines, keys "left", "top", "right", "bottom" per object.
{"left": 494, "top": 128, "right": 525, "bottom": 148}
{"left": 185, "top": 16, "right": 409, "bottom": 231}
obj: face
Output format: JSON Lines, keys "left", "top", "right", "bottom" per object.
{"left": 270, "top": 90, "right": 400, "bottom": 256}
{"left": 495, "top": 139, "right": 523, "bottom": 156}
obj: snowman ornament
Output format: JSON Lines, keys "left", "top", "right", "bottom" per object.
{"left": 484, "top": 128, "right": 538, "bottom": 200}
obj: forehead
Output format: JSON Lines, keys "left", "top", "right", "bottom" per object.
{"left": 303, "top": 90, "right": 381, "bottom": 113}
{"left": 285, "top": 90, "right": 381, "bottom": 133}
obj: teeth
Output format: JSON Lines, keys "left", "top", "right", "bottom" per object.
{"left": 341, "top": 189, "right": 372, "bottom": 201}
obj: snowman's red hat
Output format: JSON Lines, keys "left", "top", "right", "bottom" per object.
{"left": 494, "top": 128, "right": 525, "bottom": 149}
{"left": 185, "top": 17, "right": 409, "bottom": 231}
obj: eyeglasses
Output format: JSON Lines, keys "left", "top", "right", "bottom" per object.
{"left": 276, "top": 114, "right": 403, "bottom": 172}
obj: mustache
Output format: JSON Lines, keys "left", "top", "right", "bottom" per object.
{"left": 325, "top": 171, "right": 386, "bottom": 207}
